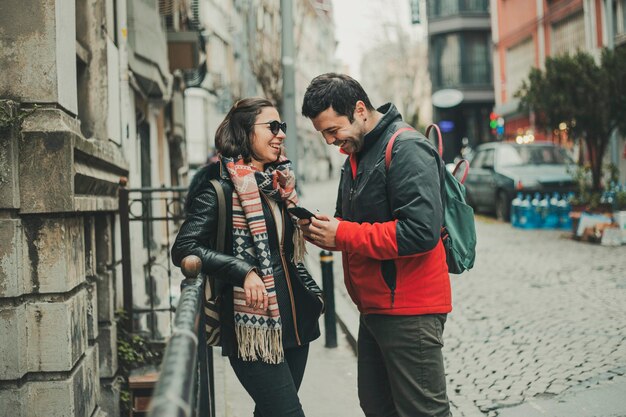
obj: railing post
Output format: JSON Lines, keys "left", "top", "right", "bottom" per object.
{"left": 320, "top": 250, "right": 337, "bottom": 348}
{"left": 118, "top": 177, "right": 134, "bottom": 332}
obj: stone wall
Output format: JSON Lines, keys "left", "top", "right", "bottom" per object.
{"left": 0, "top": 2, "right": 127, "bottom": 416}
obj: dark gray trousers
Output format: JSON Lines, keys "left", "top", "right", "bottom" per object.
{"left": 358, "top": 314, "right": 451, "bottom": 417}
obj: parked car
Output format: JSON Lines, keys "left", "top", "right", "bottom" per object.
{"left": 464, "top": 142, "right": 576, "bottom": 221}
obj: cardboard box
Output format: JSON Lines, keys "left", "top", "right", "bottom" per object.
{"left": 576, "top": 212, "right": 612, "bottom": 237}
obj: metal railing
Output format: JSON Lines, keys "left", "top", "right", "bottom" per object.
{"left": 119, "top": 179, "right": 187, "bottom": 339}
{"left": 147, "top": 255, "right": 215, "bottom": 417}
{"left": 428, "top": 0, "right": 490, "bottom": 18}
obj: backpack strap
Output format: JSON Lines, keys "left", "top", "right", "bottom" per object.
{"left": 452, "top": 159, "right": 470, "bottom": 184}
{"left": 425, "top": 124, "right": 443, "bottom": 157}
{"left": 384, "top": 127, "right": 415, "bottom": 170}
{"left": 209, "top": 179, "right": 226, "bottom": 252}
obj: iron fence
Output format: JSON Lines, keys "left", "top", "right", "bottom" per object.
{"left": 119, "top": 180, "right": 187, "bottom": 339}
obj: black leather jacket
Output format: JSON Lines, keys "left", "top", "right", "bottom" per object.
{"left": 171, "top": 162, "right": 322, "bottom": 356}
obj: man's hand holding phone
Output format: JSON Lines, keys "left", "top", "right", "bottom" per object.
{"left": 287, "top": 206, "right": 316, "bottom": 220}
{"left": 294, "top": 209, "right": 339, "bottom": 250}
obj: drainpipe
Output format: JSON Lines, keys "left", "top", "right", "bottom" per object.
{"left": 281, "top": 0, "right": 299, "bottom": 180}
{"left": 605, "top": 0, "right": 620, "bottom": 172}
{"left": 536, "top": 0, "right": 546, "bottom": 69}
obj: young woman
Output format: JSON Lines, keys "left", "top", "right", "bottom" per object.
{"left": 171, "top": 98, "right": 323, "bottom": 417}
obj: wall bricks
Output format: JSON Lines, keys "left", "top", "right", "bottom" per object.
{"left": 87, "top": 280, "right": 99, "bottom": 341}
{"left": 21, "top": 216, "right": 85, "bottom": 294}
{"left": 0, "top": 304, "right": 27, "bottom": 380}
{"left": 96, "top": 271, "right": 116, "bottom": 323}
{"left": 97, "top": 321, "right": 118, "bottom": 379}
{"left": 0, "top": 346, "right": 99, "bottom": 417}
{"left": 26, "top": 289, "right": 88, "bottom": 373}
{"left": 0, "top": 100, "right": 20, "bottom": 209}
{"left": 0, "top": 384, "right": 27, "bottom": 417}
{"left": 25, "top": 345, "right": 100, "bottom": 417}
{"left": 0, "top": 219, "right": 26, "bottom": 298}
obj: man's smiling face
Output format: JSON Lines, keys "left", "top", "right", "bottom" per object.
{"left": 311, "top": 106, "right": 367, "bottom": 154}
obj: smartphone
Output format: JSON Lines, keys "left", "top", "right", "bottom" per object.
{"left": 287, "top": 206, "right": 316, "bottom": 220}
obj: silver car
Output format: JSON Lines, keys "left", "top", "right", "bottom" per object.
{"left": 464, "top": 142, "right": 576, "bottom": 221}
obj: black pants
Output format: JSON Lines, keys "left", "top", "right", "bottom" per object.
{"left": 358, "top": 314, "right": 451, "bottom": 417}
{"left": 229, "top": 344, "right": 309, "bottom": 417}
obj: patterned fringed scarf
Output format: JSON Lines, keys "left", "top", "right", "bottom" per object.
{"left": 223, "top": 155, "right": 306, "bottom": 363}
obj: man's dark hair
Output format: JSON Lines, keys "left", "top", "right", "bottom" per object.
{"left": 215, "top": 97, "right": 274, "bottom": 161}
{"left": 301, "top": 73, "right": 374, "bottom": 122}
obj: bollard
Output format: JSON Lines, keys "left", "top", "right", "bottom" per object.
{"left": 320, "top": 250, "right": 337, "bottom": 348}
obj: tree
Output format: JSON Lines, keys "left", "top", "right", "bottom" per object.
{"left": 247, "top": 0, "right": 283, "bottom": 108}
{"left": 516, "top": 48, "right": 626, "bottom": 191}
{"left": 244, "top": 0, "right": 310, "bottom": 110}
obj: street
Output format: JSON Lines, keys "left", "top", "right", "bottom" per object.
{"left": 298, "top": 177, "right": 626, "bottom": 417}
{"left": 445, "top": 216, "right": 626, "bottom": 416}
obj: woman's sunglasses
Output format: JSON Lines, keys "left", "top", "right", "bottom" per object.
{"left": 254, "top": 120, "right": 287, "bottom": 136}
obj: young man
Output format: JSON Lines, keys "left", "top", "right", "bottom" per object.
{"left": 300, "top": 73, "right": 452, "bottom": 417}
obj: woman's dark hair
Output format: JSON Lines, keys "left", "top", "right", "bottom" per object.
{"left": 301, "top": 73, "right": 374, "bottom": 122}
{"left": 215, "top": 97, "right": 275, "bottom": 161}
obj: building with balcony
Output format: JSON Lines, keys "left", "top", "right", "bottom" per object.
{"left": 491, "top": 0, "right": 626, "bottom": 137}
{"left": 427, "top": 0, "right": 494, "bottom": 162}
{"left": 491, "top": 0, "right": 626, "bottom": 181}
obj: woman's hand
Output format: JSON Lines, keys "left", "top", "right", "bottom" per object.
{"left": 243, "top": 270, "right": 268, "bottom": 310}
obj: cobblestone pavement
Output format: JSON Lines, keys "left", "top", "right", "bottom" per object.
{"left": 300, "top": 178, "right": 626, "bottom": 417}
{"left": 445, "top": 216, "right": 626, "bottom": 416}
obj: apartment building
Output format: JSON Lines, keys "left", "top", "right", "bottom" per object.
{"left": 427, "top": 0, "right": 495, "bottom": 162}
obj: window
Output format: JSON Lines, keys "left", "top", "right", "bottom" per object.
{"left": 482, "top": 149, "right": 495, "bottom": 168}
{"left": 463, "top": 33, "right": 491, "bottom": 85}
{"left": 551, "top": 11, "right": 586, "bottom": 55}
{"left": 471, "top": 150, "right": 485, "bottom": 168}
{"left": 431, "top": 33, "right": 461, "bottom": 88}
{"left": 505, "top": 37, "right": 534, "bottom": 101}
{"left": 616, "top": 0, "right": 626, "bottom": 38}
{"left": 498, "top": 145, "right": 573, "bottom": 166}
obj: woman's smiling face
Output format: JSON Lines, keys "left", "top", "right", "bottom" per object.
{"left": 250, "top": 106, "right": 286, "bottom": 169}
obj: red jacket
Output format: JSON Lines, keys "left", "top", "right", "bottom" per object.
{"left": 334, "top": 104, "right": 451, "bottom": 315}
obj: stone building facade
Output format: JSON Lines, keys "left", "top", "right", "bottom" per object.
{"left": 0, "top": 0, "right": 192, "bottom": 416}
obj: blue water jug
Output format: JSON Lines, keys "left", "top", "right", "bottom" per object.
{"left": 558, "top": 193, "right": 572, "bottom": 230}
{"left": 538, "top": 194, "right": 550, "bottom": 227}
{"left": 511, "top": 192, "right": 523, "bottom": 227}
{"left": 530, "top": 193, "right": 542, "bottom": 228}
{"left": 518, "top": 194, "right": 532, "bottom": 229}
{"left": 544, "top": 193, "right": 560, "bottom": 228}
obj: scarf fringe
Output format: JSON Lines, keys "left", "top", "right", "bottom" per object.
{"left": 236, "top": 324, "right": 284, "bottom": 364}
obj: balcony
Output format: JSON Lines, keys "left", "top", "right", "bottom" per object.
{"left": 427, "top": 0, "right": 490, "bottom": 19}
{"left": 431, "top": 61, "right": 492, "bottom": 90}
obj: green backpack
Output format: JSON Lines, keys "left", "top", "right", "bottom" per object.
{"left": 385, "top": 125, "right": 476, "bottom": 274}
